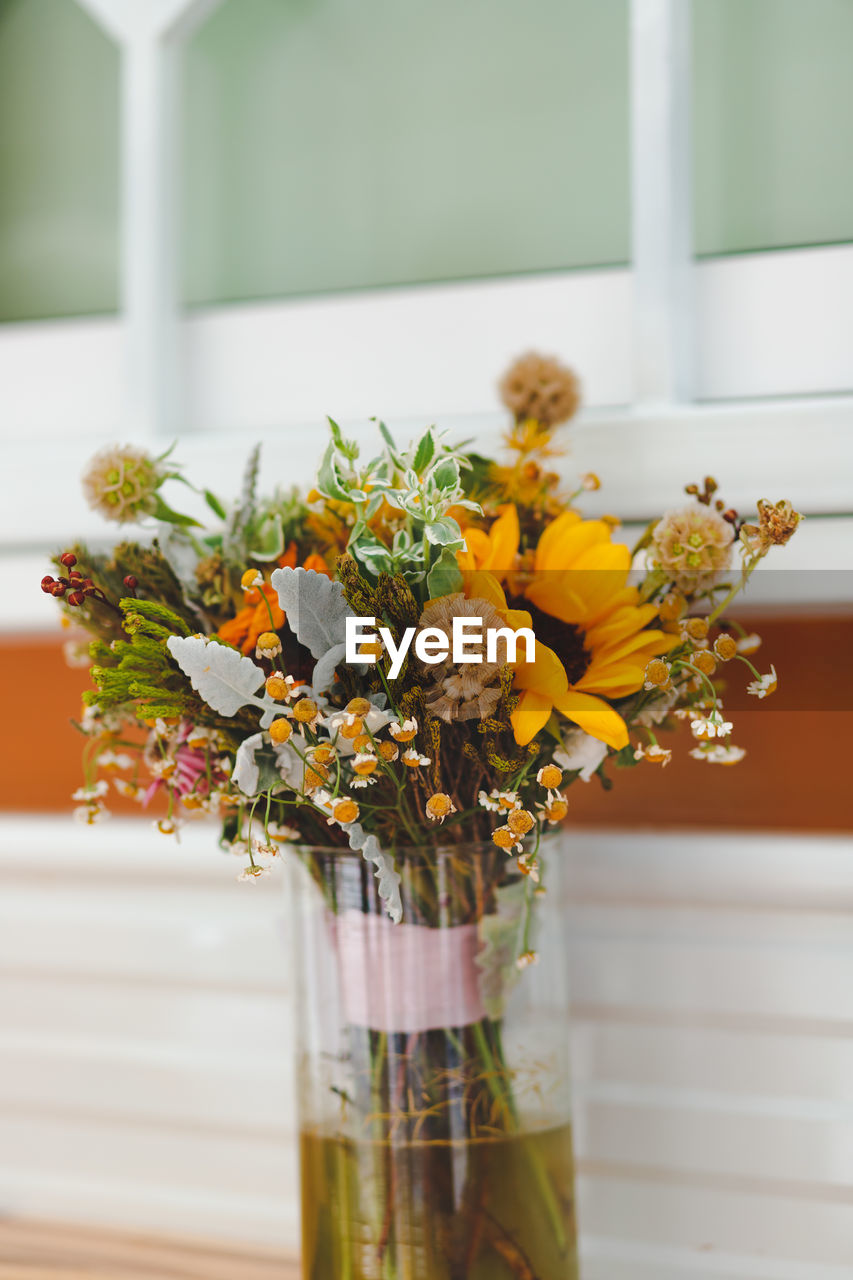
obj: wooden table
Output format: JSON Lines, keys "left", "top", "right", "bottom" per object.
{"left": 0, "top": 1221, "right": 299, "bottom": 1279}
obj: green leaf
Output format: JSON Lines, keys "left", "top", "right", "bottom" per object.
{"left": 424, "top": 516, "right": 463, "bottom": 547}
{"left": 431, "top": 457, "right": 459, "bottom": 491}
{"left": 203, "top": 489, "right": 227, "bottom": 520}
{"left": 249, "top": 513, "right": 285, "bottom": 561}
{"left": 426, "top": 546, "right": 462, "bottom": 599}
{"left": 317, "top": 440, "right": 351, "bottom": 504}
{"left": 151, "top": 495, "right": 202, "bottom": 527}
{"left": 413, "top": 428, "right": 436, "bottom": 474}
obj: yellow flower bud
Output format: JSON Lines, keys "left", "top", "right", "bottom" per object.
{"left": 268, "top": 718, "right": 292, "bottom": 745}
{"left": 265, "top": 674, "right": 290, "bottom": 700}
{"left": 714, "top": 634, "right": 738, "bottom": 661}
{"left": 685, "top": 616, "right": 709, "bottom": 641}
{"left": 537, "top": 764, "right": 563, "bottom": 790}
{"left": 507, "top": 808, "right": 535, "bottom": 836}
{"left": 345, "top": 697, "right": 372, "bottom": 718}
{"left": 332, "top": 798, "right": 359, "bottom": 824}
{"left": 293, "top": 697, "right": 318, "bottom": 724}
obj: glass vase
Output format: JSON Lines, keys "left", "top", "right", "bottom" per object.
{"left": 287, "top": 839, "right": 579, "bottom": 1279}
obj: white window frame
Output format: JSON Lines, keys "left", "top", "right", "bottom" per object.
{"left": 1, "top": 0, "right": 852, "bottom": 624}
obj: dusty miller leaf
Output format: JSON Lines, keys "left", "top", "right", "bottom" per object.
{"left": 271, "top": 566, "right": 351, "bottom": 658}
{"left": 345, "top": 823, "right": 403, "bottom": 924}
{"left": 166, "top": 636, "right": 277, "bottom": 720}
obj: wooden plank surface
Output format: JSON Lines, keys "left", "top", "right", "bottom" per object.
{"left": 0, "top": 1220, "right": 298, "bottom": 1280}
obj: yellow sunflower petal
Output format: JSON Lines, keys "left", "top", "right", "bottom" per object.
{"left": 535, "top": 506, "right": 581, "bottom": 573}
{"left": 571, "top": 541, "right": 632, "bottom": 575}
{"left": 461, "top": 570, "right": 508, "bottom": 612}
{"left": 512, "top": 641, "right": 569, "bottom": 698}
{"left": 574, "top": 666, "right": 645, "bottom": 697}
{"left": 535, "top": 514, "right": 606, "bottom": 572}
{"left": 585, "top": 603, "right": 660, "bottom": 647}
{"left": 511, "top": 691, "right": 554, "bottom": 746}
{"left": 553, "top": 691, "right": 629, "bottom": 750}
{"left": 592, "top": 627, "right": 674, "bottom": 668}
{"left": 483, "top": 504, "right": 520, "bottom": 573}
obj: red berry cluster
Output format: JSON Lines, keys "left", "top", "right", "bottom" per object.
{"left": 41, "top": 553, "right": 120, "bottom": 612}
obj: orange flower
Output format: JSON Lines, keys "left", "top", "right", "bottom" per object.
{"left": 217, "top": 546, "right": 329, "bottom": 656}
{"left": 218, "top": 584, "right": 285, "bottom": 655}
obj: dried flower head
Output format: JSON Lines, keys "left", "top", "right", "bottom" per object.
{"left": 740, "top": 500, "right": 802, "bottom": 555}
{"left": 499, "top": 352, "right": 581, "bottom": 427}
{"left": 255, "top": 632, "right": 282, "bottom": 660}
{"left": 651, "top": 505, "right": 735, "bottom": 591}
{"left": 81, "top": 446, "right": 165, "bottom": 523}
{"left": 419, "top": 596, "right": 506, "bottom": 723}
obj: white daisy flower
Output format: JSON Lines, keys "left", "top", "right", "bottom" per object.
{"left": 747, "top": 665, "right": 777, "bottom": 699}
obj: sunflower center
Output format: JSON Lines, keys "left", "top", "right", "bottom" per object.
{"left": 506, "top": 594, "right": 592, "bottom": 685}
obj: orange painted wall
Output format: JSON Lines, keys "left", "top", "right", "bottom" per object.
{"left": 2, "top": 614, "right": 851, "bottom": 831}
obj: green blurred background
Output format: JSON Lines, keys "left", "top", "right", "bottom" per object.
{"left": 0, "top": 0, "right": 851, "bottom": 323}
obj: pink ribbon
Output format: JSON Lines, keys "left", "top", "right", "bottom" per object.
{"left": 332, "top": 908, "right": 486, "bottom": 1033}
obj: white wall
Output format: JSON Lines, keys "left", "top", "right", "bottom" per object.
{"left": 1, "top": 817, "right": 851, "bottom": 1277}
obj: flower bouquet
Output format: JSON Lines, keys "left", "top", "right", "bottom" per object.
{"left": 45, "top": 354, "right": 799, "bottom": 1278}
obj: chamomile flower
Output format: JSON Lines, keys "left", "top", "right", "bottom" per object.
{"left": 690, "top": 743, "right": 746, "bottom": 765}
{"left": 94, "top": 750, "right": 133, "bottom": 773}
{"left": 401, "top": 748, "right": 431, "bottom": 769}
{"left": 736, "top": 632, "right": 762, "bottom": 655}
{"left": 507, "top": 808, "right": 535, "bottom": 837}
{"left": 517, "top": 853, "right": 540, "bottom": 882}
{"left": 747, "top": 665, "right": 777, "bottom": 699}
{"left": 237, "top": 863, "right": 271, "bottom": 882}
{"left": 491, "top": 825, "right": 521, "bottom": 852}
{"left": 426, "top": 793, "right": 457, "bottom": 823}
{"left": 388, "top": 718, "right": 418, "bottom": 743}
{"left": 536, "top": 765, "right": 563, "bottom": 790}
{"left": 329, "top": 798, "right": 360, "bottom": 825}
{"left": 484, "top": 789, "right": 520, "bottom": 813}
{"left": 537, "top": 796, "right": 569, "bottom": 824}
{"left": 690, "top": 711, "right": 733, "bottom": 741}
{"left": 267, "top": 822, "right": 300, "bottom": 843}
{"left": 516, "top": 950, "right": 539, "bottom": 971}
{"left": 352, "top": 753, "right": 378, "bottom": 778}
{"left": 633, "top": 743, "right": 672, "bottom": 767}
{"left": 256, "top": 631, "right": 283, "bottom": 661}
{"left": 74, "top": 802, "right": 109, "bottom": 825}
{"left": 72, "top": 780, "right": 109, "bottom": 802}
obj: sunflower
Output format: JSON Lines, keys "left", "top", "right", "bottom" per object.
{"left": 459, "top": 505, "right": 674, "bottom": 749}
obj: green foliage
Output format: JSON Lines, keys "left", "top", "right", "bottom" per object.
{"left": 314, "top": 419, "right": 480, "bottom": 597}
